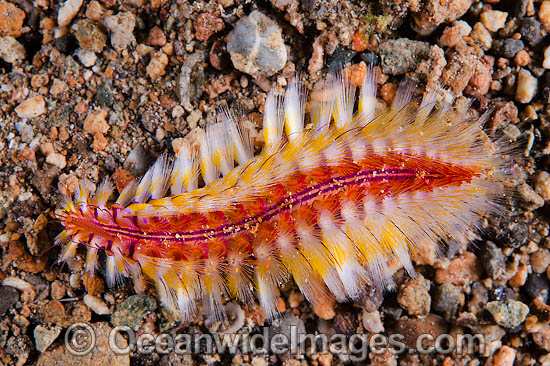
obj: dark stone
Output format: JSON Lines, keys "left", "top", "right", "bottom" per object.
{"left": 493, "top": 38, "right": 524, "bottom": 58}
{"left": 0, "top": 286, "right": 19, "bottom": 315}
{"left": 96, "top": 85, "right": 114, "bottom": 107}
{"left": 209, "top": 40, "right": 230, "bottom": 71}
{"left": 432, "top": 283, "right": 463, "bottom": 320}
{"left": 524, "top": 273, "right": 550, "bottom": 302}
{"left": 326, "top": 46, "right": 357, "bottom": 70}
{"left": 358, "top": 284, "right": 384, "bottom": 312}
{"left": 480, "top": 241, "right": 506, "bottom": 280}
{"left": 528, "top": 63, "right": 546, "bottom": 78}
{"left": 0, "top": 321, "right": 8, "bottom": 348}
{"left": 542, "top": 73, "right": 550, "bottom": 104}
{"left": 333, "top": 313, "right": 357, "bottom": 336}
{"left": 188, "top": 62, "right": 204, "bottom": 104}
{"left": 456, "top": 312, "right": 478, "bottom": 328}
{"left": 123, "top": 145, "right": 148, "bottom": 176}
{"left": 543, "top": 86, "right": 550, "bottom": 105}
{"left": 496, "top": 220, "right": 529, "bottom": 248}
{"left": 468, "top": 282, "right": 489, "bottom": 314}
{"left": 512, "top": 0, "right": 529, "bottom": 18}
{"left": 519, "top": 17, "right": 545, "bottom": 47}
{"left": 268, "top": 313, "right": 306, "bottom": 354}
{"left": 359, "top": 51, "right": 380, "bottom": 66}
{"left": 139, "top": 109, "right": 158, "bottom": 133}
{"left": 489, "top": 286, "right": 514, "bottom": 301}
{"left": 390, "top": 314, "right": 448, "bottom": 349}
{"left": 53, "top": 34, "right": 78, "bottom": 55}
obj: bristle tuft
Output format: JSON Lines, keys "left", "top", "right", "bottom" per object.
{"left": 359, "top": 63, "right": 376, "bottom": 122}
{"left": 333, "top": 72, "right": 356, "bottom": 128}
{"left": 263, "top": 89, "right": 285, "bottom": 149}
{"left": 284, "top": 77, "right": 306, "bottom": 141}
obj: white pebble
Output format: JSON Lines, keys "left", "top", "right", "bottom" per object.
{"left": 146, "top": 51, "right": 168, "bottom": 79}
{"left": 172, "top": 105, "right": 185, "bottom": 118}
{"left": 15, "top": 122, "right": 34, "bottom": 142}
{"left": 15, "top": 96, "right": 46, "bottom": 119}
{"left": 76, "top": 48, "right": 97, "bottom": 67}
{"left": 69, "top": 273, "right": 82, "bottom": 288}
{"left": 46, "top": 152, "right": 67, "bottom": 169}
{"left": 57, "top": 0, "right": 83, "bottom": 27}
{"left": 480, "top": 10, "right": 508, "bottom": 32}
{"left": 50, "top": 79, "right": 68, "bottom": 96}
{"left": 84, "top": 294, "right": 112, "bottom": 315}
{"left": 534, "top": 171, "right": 550, "bottom": 200}
{"left": 516, "top": 68, "right": 538, "bottom": 104}
{"left": 362, "top": 310, "right": 385, "bottom": 333}
{"left": 2, "top": 277, "right": 33, "bottom": 291}
{"left": 454, "top": 20, "right": 472, "bottom": 36}
{"left": 0, "top": 36, "right": 25, "bottom": 63}
{"left": 34, "top": 325, "right": 62, "bottom": 352}
{"left": 104, "top": 12, "right": 136, "bottom": 51}
{"left": 83, "top": 69, "right": 93, "bottom": 80}
{"left": 18, "top": 191, "right": 33, "bottom": 201}
{"left": 543, "top": 46, "right": 550, "bottom": 69}
{"left": 186, "top": 110, "right": 202, "bottom": 129}
{"left": 470, "top": 22, "right": 492, "bottom": 50}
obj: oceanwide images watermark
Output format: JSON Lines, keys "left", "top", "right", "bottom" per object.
{"left": 65, "top": 322, "right": 485, "bottom": 361}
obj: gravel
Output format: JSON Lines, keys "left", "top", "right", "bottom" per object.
{"left": 0, "top": 286, "right": 19, "bottom": 315}
{"left": 378, "top": 38, "right": 430, "bottom": 75}
{"left": 518, "top": 17, "right": 545, "bottom": 47}
{"left": 0, "top": 0, "right": 548, "bottom": 364}
{"left": 103, "top": 12, "right": 136, "bottom": 51}
{"left": 516, "top": 68, "right": 539, "bottom": 103}
{"left": 486, "top": 300, "right": 530, "bottom": 328}
{"left": 15, "top": 96, "right": 46, "bottom": 119}
{"left": 227, "top": 11, "right": 287, "bottom": 77}
{"left": 544, "top": 46, "right": 550, "bottom": 69}
{"left": 33, "top": 325, "right": 61, "bottom": 352}
{"left": 110, "top": 294, "right": 157, "bottom": 331}
{"left": 524, "top": 273, "right": 550, "bottom": 302}
{"left": 479, "top": 241, "right": 506, "bottom": 280}
{"left": 432, "top": 283, "right": 464, "bottom": 320}
{"left": 57, "top": 0, "right": 83, "bottom": 27}
{"left": 480, "top": 10, "right": 508, "bottom": 32}
{"left": 0, "top": 36, "right": 25, "bottom": 63}
{"left": 494, "top": 38, "right": 525, "bottom": 58}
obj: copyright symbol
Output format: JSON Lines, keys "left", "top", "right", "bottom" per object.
{"left": 65, "top": 322, "right": 95, "bottom": 356}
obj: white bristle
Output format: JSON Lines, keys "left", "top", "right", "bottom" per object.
{"left": 150, "top": 154, "right": 173, "bottom": 200}
{"left": 207, "top": 122, "right": 233, "bottom": 176}
{"left": 359, "top": 64, "right": 376, "bottom": 122}
{"left": 311, "top": 81, "right": 334, "bottom": 133}
{"left": 171, "top": 141, "right": 198, "bottom": 195}
{"left": 284, "top": 77, "right": 306, "bottom": 141}
{"left": 333, "top": 72, "right": 356, "bottom": 128}
{"left": 134, "top": 169, "right": 153, "bottom": 203}
{"left": 264, "top": 89, "right": 284, "bottom": 148}
{"left": 222, "top": 107, "right": 253, "bottom": 165}
{"left": 392, "top": 78, "right": 416, "bottom": 110}
{"left": 199, "top": 128, "right": 218, "bottom": 184}
{"left": 116, "top": 180, "right": 138, "bottom": 207}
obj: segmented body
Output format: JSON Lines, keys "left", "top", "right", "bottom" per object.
{"left": 56, "top": 69, "right": 508, "bottom": 321}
